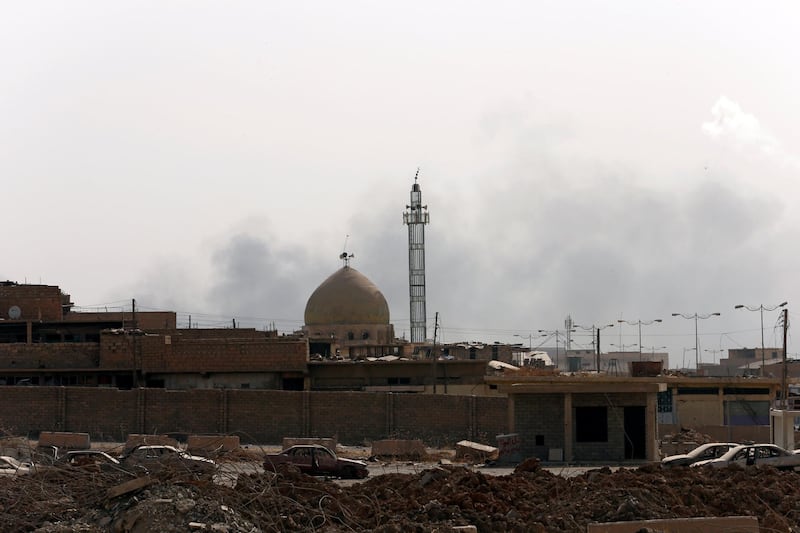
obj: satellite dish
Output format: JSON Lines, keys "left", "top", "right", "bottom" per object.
{"left": 8, "top": 305, "right": 21, "bottom": 319}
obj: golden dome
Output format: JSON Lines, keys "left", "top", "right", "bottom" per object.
{"left": 304, "top": 266, "right": 390, "bottom": 326}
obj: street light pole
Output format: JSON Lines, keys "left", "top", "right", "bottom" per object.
{"left": 574, "top": 322, "right": 614, "bottom": 373}
{"left": 513, "top": 333, "right": 532, "bottom": 350}
{"left": 513, "top": 333, "right": 533, "bottom": 366}
{"left": 734, "top": 302, "right": 788, "bottom": 376}
{"left": 537, "top": 329, "right": 575, "bottom": 370}
{"left": 672, "top": 312, "right": 721, "bottom": 370}
{"left": 704, "top": 348, "right": 724, "bottom": 365}
{"left": 618, "top": 318, "right": 662, "bottom": 360}
{"left": 610, "top": 343, "right": 638, "bottom": 352}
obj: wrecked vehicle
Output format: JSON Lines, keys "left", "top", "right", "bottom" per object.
{"left": 263, "top": 444, "right": 368, "bottom": 479}
{"left": 0, "top": 456, "right": 35, "bottom": 477}
{"left": 661, "top": 442, "right": 739, "bottom": 467}
{"left": 692, "top": 443, "right": 800, "bottom": 470}
{"left": 56, "top": 450, "right": 128, "bottom": 473}
{"left": 120, "top": 445, "right": 216, "bottom": 477}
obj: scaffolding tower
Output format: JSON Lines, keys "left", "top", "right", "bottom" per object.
{"left": 403, "top": 170, "right": 430, "bottom": 343}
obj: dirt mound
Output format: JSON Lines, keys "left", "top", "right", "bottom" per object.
{"left": 3, "top": 462, "right": 800, "bottom": 532}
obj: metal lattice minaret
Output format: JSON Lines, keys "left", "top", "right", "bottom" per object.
{"left": 403, "top": 170, "right": 430, "bottom": 343}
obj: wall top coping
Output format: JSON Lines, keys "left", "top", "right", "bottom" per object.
{"left": 506, "top": 382, "right": 667, "bottom": 395}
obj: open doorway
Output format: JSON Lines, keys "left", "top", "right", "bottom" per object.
{"left": 624, "top": 406, "right": 647, "bottom": 460}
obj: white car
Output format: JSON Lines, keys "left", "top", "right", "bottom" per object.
{"left": 692, "top": 444, "right": 800, "bottom": 470}
{"left": 0, "top": 456, "right": 34, "bottom": 477}
{"left": 661, "top": 442, "right": 739, "bottom": 467}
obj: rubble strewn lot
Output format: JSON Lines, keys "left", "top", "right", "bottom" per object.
{"left": 3, "top": 458, "right": 800, "bottom": 532}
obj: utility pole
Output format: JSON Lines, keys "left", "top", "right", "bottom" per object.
{"left": 432, "top": 312, "right": 439, "bottom": 394}
{"left": 596, "top": 328, "right": 601, "bottom": 373}
{"left": 131, "top": 298, "right": 139, "bottom": 388}
{"left": 782, "top": 307, "right": 789, "bottom": 408}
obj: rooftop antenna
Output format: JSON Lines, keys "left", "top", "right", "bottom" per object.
{"left": 339, "top": 234, "right": 354, "bottom": 267}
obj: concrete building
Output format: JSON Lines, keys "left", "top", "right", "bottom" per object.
{"left": 0, "top": 280, "right": 497, "bottom": 394}
{"left": 488, "top": 373, "right": 786, "bottom": 463}
{"left": 0, "top": 281, "right": 308, "bottom": 390}
{"left": 489, "top": 375, "right": 665, "bottom": 462}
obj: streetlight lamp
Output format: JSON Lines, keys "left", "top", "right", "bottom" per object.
{"left": 617, "top": 318, "right": 663, "bottom": 360}
{"left": 734, "top": 301, "right": 788, "bottom": 376}
{"left": 610, "top": 343, "right": 638, "bottom": 352}
{"left": 641, "top": 345, "right": 667, "bottom": 357}
{"left": 671, "top": 312, "right": 721, "bottom": 370}
{"left": 513, "top": 334, "right": 532, "bottom": 351}
{"left": 704, "top": 348, "right": 725, "bottom": 365}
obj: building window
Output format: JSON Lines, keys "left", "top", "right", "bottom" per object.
{"left": 491, "top": 346, "right": 499, "bottom": 361}
{"left": 347, "top": 332, "right": 355, "bottom": 340}
{"left": 575, "top": 406, "right": 608, "bottom": 442}
{"left": 535, "top": 435, "right": 545, "bottom": 446}
{"left": 362, "top": 331, "right": 369, "bottom": 339}
{"left": 469, "top": 347, "right": 477, "bottom": 360}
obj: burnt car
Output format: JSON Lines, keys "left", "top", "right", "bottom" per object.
{"left": 56, "top": 450, "right": 127, "bottom": 473}
{"left": 263, "top": 444, "right": 368, "bottom": 479}
{"left": 120, "top": 445, "right": 216, "bottom": 477}
{"left": 661, "top": 442, "right": 739, "bottom": 467}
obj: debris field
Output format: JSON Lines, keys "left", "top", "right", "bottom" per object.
{"left": 4, "top": 456, "right": 800, "bottom": 533}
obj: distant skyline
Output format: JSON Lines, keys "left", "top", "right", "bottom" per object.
{"left": 2, "top": 2, "right": 799, "bottom": 368}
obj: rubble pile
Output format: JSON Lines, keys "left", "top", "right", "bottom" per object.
{"left": 3, "top": 461, "right": 800, "bottom": 532}
{"left": 660, "top": 427, "right": 715, "bottom": 444}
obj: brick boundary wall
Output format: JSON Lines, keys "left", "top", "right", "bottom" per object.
{"left": 0, "top": 387, "right": 509, "bottom": 446}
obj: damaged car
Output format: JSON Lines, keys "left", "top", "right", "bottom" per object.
{"left": 264, "top": 444, "right": 368, "bottom": 479}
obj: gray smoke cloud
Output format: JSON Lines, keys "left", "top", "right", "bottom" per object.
{"left": 114, "top": 104, "right": 798, "bottom": 367}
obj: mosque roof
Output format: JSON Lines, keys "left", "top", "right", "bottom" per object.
{"left": 304, "top": 266, "right": 390, "bottom": 326}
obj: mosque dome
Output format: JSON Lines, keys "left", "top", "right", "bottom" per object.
{"left": 304, "top": 266, "right": 390, "bottom": 326}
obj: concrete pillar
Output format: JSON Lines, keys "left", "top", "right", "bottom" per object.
{"left": 386, "top": 392, "right": 394, "bottom": 435}
{"left": 507, "top": 394, "right": 516, "bottom": 433}
{"left": 302, "top": 390, "right": 310, "bottom": 437}
{"left": 563, "top": 393, "right": 573, "bottom": 462}
{"left": 646, "top": 391, "right": 658, "bottom": 461}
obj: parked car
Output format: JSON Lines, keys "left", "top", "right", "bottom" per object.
{"left": 0, "top": 456, "right": 35, "bottom": 477}
{"left": 55, "top": 450, "right": 127, "bottom": 473}
{"left": 661, "top": 442, "right": 739, "bottom": 467}
{"left": 120, "top": 445, "right": 216, "bottom": 476}
{"left": 263, "top": 444, "right": 369, "bottom": 479}
{"left": 692, "top": 444, "right": 800, "bottom": 470}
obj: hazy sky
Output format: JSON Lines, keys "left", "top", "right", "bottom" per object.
{"left": 2, "top": 2, "right": 799, "bottom": 368}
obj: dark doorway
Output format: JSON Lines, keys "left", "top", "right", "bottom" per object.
{"left": 623, "top": 406, "right": 646, "bottom": 460}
